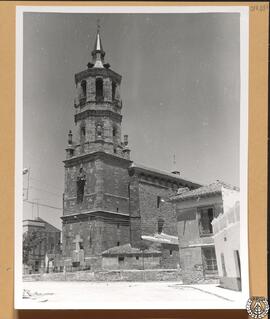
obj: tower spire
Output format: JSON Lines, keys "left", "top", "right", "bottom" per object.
{"left": 91, "top": 19, "right": 105, "bottom": 68}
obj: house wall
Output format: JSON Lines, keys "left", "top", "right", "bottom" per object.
{"left": 212, "top": 189, "right": 241, "bottom": 290}
{"left": 175, "top": 195, "right": 222, "bottom": 283}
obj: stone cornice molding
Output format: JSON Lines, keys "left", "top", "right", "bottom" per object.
{"left": 75, "top": 109, "right": 122, "bottom": 123}
{"left": 75, "top": 68, "right": 122, "bottom": 84}
{"left": 63, "top": 151, "right": 132, "bottom": 168}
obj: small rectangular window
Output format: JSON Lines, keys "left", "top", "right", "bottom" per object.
{"left": 170, "top": 250, "right": 173, "bottom": 256}
{"left": 157, "top": 196, "right": 161, "bottom": 208}
{"left": 136, "top": 256, "right": 139, "bottom": 260}
{"left": 117, "top": 241, "right": 120, "bottom": 246}
{"left": 202, "top": 247, "right": 217, "bottom": 272}
{"left": 118, "top": 256, "right": 124, "bottom": 262}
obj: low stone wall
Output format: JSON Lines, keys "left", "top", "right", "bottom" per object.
{"left": 181, "top": 270, "right": 219, "bottom": 285}
{"left": 23, "top": 269, "right": 182, "bottom": 282}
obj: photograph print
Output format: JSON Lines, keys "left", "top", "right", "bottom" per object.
{"left": 15, "top": 5, "right": 249, "bottom": 309}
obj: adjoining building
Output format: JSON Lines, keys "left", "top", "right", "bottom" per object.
{"left": 23, "top": 218, "right": 61, "bottom": 274}
{"left": 170, "top": 180, "right": 240, "bottom": 286}
{"left": 101, "top": 244, "right": 161, "bottom": 270}
{"left": 212, "top": 188, "right": 241, "bottom": 290}
{"left": 61, "top": 29, "right": 200, "bottom": 271}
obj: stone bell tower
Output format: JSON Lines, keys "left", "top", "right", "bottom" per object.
{"left": 61, "top": 27, "right": 132, "bottom": 268}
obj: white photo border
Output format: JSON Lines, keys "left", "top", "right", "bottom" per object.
{"left": 15, "top": 5, "right": 249, "bottom": 310}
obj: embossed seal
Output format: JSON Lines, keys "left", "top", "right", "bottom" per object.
{"left": 246, "top": 296, "right": 269, "bottom": 318}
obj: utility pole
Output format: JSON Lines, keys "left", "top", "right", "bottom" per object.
{"left": 23, "top": 168, "right": 30, "bottom": 201}
{"left": 33, "top": 198, "right": 40, "bottom": 219}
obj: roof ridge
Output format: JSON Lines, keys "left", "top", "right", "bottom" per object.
{"left": 170, "top": 179, "right": 239, "bottom": 202}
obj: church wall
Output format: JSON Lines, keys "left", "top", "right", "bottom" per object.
{"left": 138, "top": 181, "right": 177, "bottom": 236}
{"left": 100, "top": 220, "right": 130, "bottom": 251}
{"left": 62, "top": 218, "right": 130, "bottom": 262}
{"left": 62, "top": 218, "right": 102, "bottom": 258}
{"left": 136, "top": 180, "right": 180, "bottom": 269}
{"left": 102, "top": 160, "right": 130, "bottom": 214}
{"left": 63, "top": 161, "right": 99, "bottom": 215}
{"left": 128, "top": 174, "right": 142, "bottom": 247}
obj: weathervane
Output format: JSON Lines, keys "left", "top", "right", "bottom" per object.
{"left": 97, "top": 18, "right": 101, "bottom": 33}
{"left": 173, "top": 153, "right": 176, "bottom": 169}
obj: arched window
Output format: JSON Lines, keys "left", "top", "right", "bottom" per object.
{"left": 80, "top": 126, "right": 86, "bottom": 139}
{"left": 77, "top": 167, "right": 86, "bottom": 203}
{"left": 112, "top": 82, "right": 116, "bottom": 100}
{"left": 112, "top": 127, "right": 117, "bottom": 137}
{"left": 81, "top": 80, "right": 87, "bottom": 97}
{"left": 96, "top": 78, "right": 103, "bottom": 100}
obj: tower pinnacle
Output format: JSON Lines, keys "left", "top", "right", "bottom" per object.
{"left": 91, "top": 21, "right": 105, "bottom": 68}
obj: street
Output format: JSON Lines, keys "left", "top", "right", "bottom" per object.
{"left": 18, "top": 281, "right": 245, "bottom": 309}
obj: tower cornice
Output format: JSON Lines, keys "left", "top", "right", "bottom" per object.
{"left": 75, "top": 68, "right": 122, "bottom": 84}
{"left": 63, "top": 150, "right": 132, "bottom": 168}
{"left": 74, "top": 109, "right": 122, "bottom": 124}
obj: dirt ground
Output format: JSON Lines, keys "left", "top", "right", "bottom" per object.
{"left": 16, "top": 281, "right": 246, "bottom": 309}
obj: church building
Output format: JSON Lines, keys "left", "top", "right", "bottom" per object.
{"left": 61, "top": 29, "right": 200, "bottom": 271}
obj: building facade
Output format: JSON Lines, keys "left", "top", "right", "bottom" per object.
{"left": 23, "top": 218, "right": 61, "bottom": 273}
{"left": 212, "top": 188, "right": 241, "bottom": 290}
{"left": 61, "top": 29, "right": 200, "bottom": 271}
{"left": 171, "top": 180, "right": 240, "bottom": 286}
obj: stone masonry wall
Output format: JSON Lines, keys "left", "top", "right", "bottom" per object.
{"left": 62, "top": 218, "right": 130, "bottom": 263}
{"left": 23, "top": 269, "right": 182, "bottom": 282}
{"left": 138, "top": 181, "right": 177, "bottom": 236}
{"left": 102, "top": 159, "right": 130, "bottom": 214}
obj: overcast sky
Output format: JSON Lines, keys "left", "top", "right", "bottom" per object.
{"left": 23, "top": 12, "right": 240, "bottom": 229}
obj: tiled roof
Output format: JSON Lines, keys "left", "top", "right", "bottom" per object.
{"left": 170, "top": 180, "right": 239, "bottom": 202}
{"left": 142, "top": 232, "right": 179, "bottom": 245}
{"left": 102, "top": 243, "right": 161, "bottom": 257}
